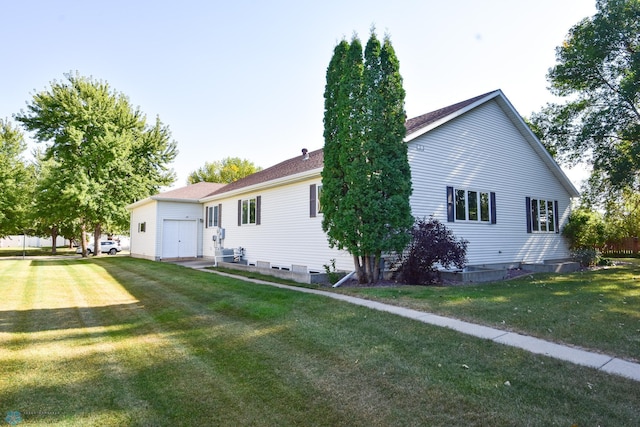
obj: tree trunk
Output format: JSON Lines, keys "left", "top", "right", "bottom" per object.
{"left": 50, "top": 226, "right": 58, "bottom": 255}
{"left": 80, "top": 223, "right": 88, "bottom": 257}
{"left": 353, "top": 255, "right": 367, "bottom": 284}
{"left": 93, "top": 224, "right": 101, "bottom": 256}
{"left": 372, "top": 252, "right": 381, "bottom": 283}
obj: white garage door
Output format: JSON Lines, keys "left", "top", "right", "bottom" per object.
{"left": 162, "top": 220, "right": 197, "bottom": 259}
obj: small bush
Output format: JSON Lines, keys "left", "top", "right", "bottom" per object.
{"left": 571, "top": 247, "right": 601, "bottom": 267}
{"left": 323, "top": 259, "right": 341, "bottom": 284}
{"left": 597, "top": 257, "right": 613, "bottom": 266}
{"left": 401, "top": 217, "right": 468, "bottom": 285}
{"left": 562, "top": 208, "right": 606, "bottom": 250}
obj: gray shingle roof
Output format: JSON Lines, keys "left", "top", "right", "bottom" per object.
{"left": 205, "top": 148, "right": 324, "bottom": 197}
{"left": 405, "top": 90, "right": 499, "bottom": 136}
{"left": 156, "top": 181, "right": 226, "bottom": 200}
{"left": 202, "top": 91, "right": 500, "bottom": 199}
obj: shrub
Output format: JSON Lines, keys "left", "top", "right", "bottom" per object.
{"left": 571, "top": 247, "right": 601, "bottom": 267}
{"left": 562, "top": 208, "right": 606, "bottom": 250}
{"left": 323, "top": 259, "right": 342, "bottom": 285}
{"left": 401, "top": 217, "right": 468, "bottom": 285}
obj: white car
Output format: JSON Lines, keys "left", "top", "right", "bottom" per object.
{"left": 76, "top": 241, "right": 122, "bottom": 255}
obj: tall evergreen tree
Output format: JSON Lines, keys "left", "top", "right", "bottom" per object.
{"left": 322, "top": 37, "right": 363, "bottom": 259}
{"left": 322, "top": 32, "right": 412, "bottom": 283}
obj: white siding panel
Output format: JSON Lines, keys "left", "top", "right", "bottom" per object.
{"left": 129, "top": 201, "right": 159, "bottom": 260}
{"left": 204, "top": 179, "right": 352, "bottom": 272}
{"left": 409, "top": 100, "right": 573, "bottom": 265}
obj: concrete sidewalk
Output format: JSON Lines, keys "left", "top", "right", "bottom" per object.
{"left": 174, "top": 260, "right": 640, "bottom": 382}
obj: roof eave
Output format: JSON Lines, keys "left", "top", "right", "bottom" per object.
{"left": 200, "top": 167, "right": 323, "bottom": 203}
{"left": 492, "top": 94, "right": 581, "bottom": 198}
{"left": 405, "top": 91, "right": 502, "bottom": 142}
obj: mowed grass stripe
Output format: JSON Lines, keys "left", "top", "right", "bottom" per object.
{"left": 1, "top": 260, "right": 145, "bottom": 425}
{"left": 97, "top": 258, "right": 640, "bottom": 425}
{"left": 1, "top": 257, "right": 639, "bottom": 426}
{"left": 333, "top": 261, "right": 640, "bottom": 361}
{"left": 65, "top": 259, "right": 262, "bottom": 425}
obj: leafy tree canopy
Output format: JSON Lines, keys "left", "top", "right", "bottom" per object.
{"left": 16, "top": 72, "right": 178, "bottom": 254}
{"left": 29, "top": 149, "right": 83, "bottom": 252}
{"left": 530, "top": 0, "right": 640, "bottom": 203}
{"left": 562, "top": 207, "right": 607, "bottom": 250}
{"left": 0, "top": 119, "right": 34, "bottom": 237}
{"left": 602, "top": 188, "right": 640, "bottom": 241}
{"left": 187, "top": 157, "right": 261, "bottom": 184}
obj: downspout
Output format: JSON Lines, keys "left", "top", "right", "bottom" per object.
{"left": 332, "top": 271, "right": 356, "bottom": 288}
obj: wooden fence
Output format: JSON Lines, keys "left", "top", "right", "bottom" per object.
{"left": 602, "top": 237, "right": 639, "bottom": 255}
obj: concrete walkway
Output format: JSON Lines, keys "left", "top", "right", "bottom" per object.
{"left": 174, "top": 260, "right": 640, "bottom": 382}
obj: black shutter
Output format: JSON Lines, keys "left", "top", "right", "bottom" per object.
{"left": 490, "top": 192, "right": 497, "bottom": 224}
{"left": 256, "top": 196, "right": 261, "bottom": 225}
{"left": 525, "top": 197, "right": 532, "bottom": 233}
{"left": 554, "top": 200, "right": 559, "bottom": 234}
{"left": 218, "top": 204, "right": 222, "bottom": 227}
{"left": 238, "top": 200, "right": 242, "bottom": 226}
{"left": 446, "top": 186, "right": 455, "bottom": 222}
{"left": 310, "top": 184, "right": 317, "bottom": 218}
{"left": 205, "top": 206, "right": 209, "bottom": 228}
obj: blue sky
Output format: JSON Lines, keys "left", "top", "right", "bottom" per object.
{"left": 2, "top": 0, "right": 595, "bottom": 189}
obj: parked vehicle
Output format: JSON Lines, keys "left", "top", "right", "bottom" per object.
{"left": 76, "top": 241, "right": 122, "bottom": 255}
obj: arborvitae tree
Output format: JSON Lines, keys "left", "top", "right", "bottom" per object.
{"left": 321, "top": 31, "right": 412, "bottom": 283}
{"left": 360, "top": 32, "right": 413, "bottom": 282}
{"left": 322, "top": 36, "right": 363, "bottom": 279}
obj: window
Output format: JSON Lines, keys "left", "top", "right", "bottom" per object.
{"left": 138, "top": 222, "right": 146, "bottom": 233}
{"left": 238, "top": 197, "right": 261, "bottom": 226}
{"left": 207, "top": 205, "right": 220, "bottom": 228}
{"left": 526, "top": 197, "right": 558, "bottom": 233}
{"left": 310, "top": 184, "right": 323, "bottom": 217}
{"left": 447, "top": 187, "right": 495, "bottom": 223}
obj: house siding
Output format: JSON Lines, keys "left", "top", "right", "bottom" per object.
{"left": 203, "top": 178, "right": 353, "bottom": 272}
{"left": 130, "top": 200, "right": 204, "bottom": 260}
{"left": 408, "top": 99, "right": 572, "bottom": 265}
{"left": 131, "top": 91, "right": 577, "bottom": 274}
{"left": 129, "top": 201, "right": 159, "bottom": 260}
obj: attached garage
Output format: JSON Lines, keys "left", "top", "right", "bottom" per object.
{"left": 162, "top": 219, "right": 198, "bottom": 259}
{"left": 127, "top": 182, "right": 226, "bottom": 261}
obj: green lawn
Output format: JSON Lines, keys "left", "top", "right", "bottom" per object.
{"left": 0, "top": 247, "right": 77, "bottom": 257}
{"left": 331, "top": 260, "right": 640, "bottom": 362}
{"left": 1, "top": 257, "right": 639, "bottom": 426}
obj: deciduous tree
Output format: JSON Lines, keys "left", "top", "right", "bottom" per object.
{"left": 530, "top": 0, "right": 640, "bottom": 202}
{"left": 30, "top": 150, "right": 82, "bottom": 254}
{"left": 0, "top": 119, "right": 33, "bottom": 237}
{"left": 16, "top": 72, "right": 178, "bottom": 256}
{"left": 187, "top": 157, "right": 261, "bottom": 184}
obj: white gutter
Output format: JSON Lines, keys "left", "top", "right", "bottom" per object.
{"left": 332, "top": 271, "right": 356, "bottom": 288}
{"left": 199, "top": 167, "right": 323, "bottom": 203}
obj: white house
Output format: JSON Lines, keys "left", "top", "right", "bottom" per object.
{"left": 127, "top": 182, "right": 225, "bottom": 260}
{"left": 128, "top": 90, "right": 579, "bottom": 275}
